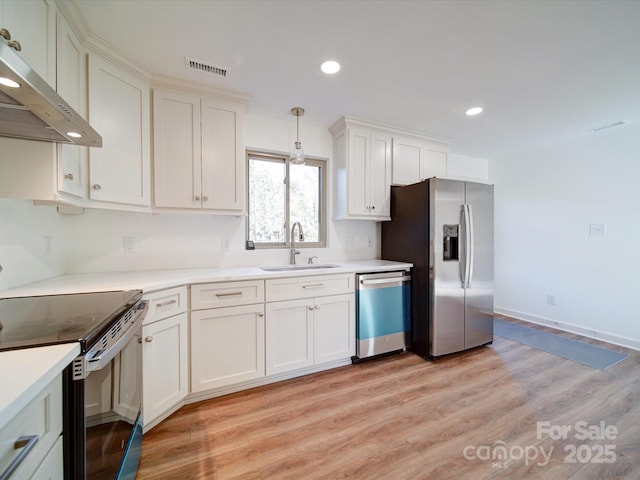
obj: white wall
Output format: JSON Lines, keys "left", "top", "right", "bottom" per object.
{"left": 492, "top": 122, "right": 640, "bottom": 348}
{"left": 0, "top": 200, "right": 69, "bottom": 290}
{"left": 0, "top": 113, "right": 378, "bottom": 288}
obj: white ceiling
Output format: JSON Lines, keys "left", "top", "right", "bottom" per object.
{"left": 73, "top": 0, "right": 640, "bottom": 159}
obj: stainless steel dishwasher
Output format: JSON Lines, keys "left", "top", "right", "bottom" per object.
{"left": 353, "top": 270, "right": 411, "bottom": 362}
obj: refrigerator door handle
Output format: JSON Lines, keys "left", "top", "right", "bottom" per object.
{"left": 467, "top": 204, "right": 475, "bottom": 288}
{"left": 462, "top": 204, "right": 471, "bottom": 288}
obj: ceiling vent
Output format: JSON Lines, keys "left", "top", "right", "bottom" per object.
{"left": 588, "top": 120, "right": 628, "bottom": 133}
{"left": 185, "top": 57, "right": 228, "bottom": 78}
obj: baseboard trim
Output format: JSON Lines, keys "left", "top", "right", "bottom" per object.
{"left": 185, "top": 358, "right": 353, "bottom": 405}
{"left": 494, "top": 306, "right": 640, "bottom": 352}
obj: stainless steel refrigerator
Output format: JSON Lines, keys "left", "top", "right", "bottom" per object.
{"left": 381, "top": 178, "right": 494, "bottom": 359}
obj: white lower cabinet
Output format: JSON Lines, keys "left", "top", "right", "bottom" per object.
{"left": 265, "top": 293, "right": 355, "bottom": 375}
{"left": 0, "top": 374, "right": 62, "bottom": 480}
{"left": 142, "top": 287, "right": 188, "bottom": 429}
{"left": 190, "top": 280, "right": 266, "bottom": 392}
{"left": 313, "top": 294, "right": 355, "bottom": 364}
{"left": 191, "top": 304, "right": 266, "bottom": 391}
{"left": 30, "top": 435, "right": 63, "bottom": 480}
{"left": 265, "top": 299, "right": 314, "bottom": 375}
{"left": 142, "top": 312, "right": 188, "bottom": 426}
{"left": 265, "top": 275, "right": 355, "bottom": 376}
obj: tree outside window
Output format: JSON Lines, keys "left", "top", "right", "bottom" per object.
{"left": 247, "top": 152, "right": 326, "bottom": 248}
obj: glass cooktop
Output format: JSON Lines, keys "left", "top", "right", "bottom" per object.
{"left": 0, "top": 290, "right": 142, "bottom": 352}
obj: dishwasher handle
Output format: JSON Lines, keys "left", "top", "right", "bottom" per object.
{"left": 359, "top": 276, "right": 411, "bottom": 286}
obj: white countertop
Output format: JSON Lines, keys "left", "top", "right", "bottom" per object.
{"left": 0, "top": 343, "right": 80, "bottom": 431}
{"left": 0, "top": 259, "right": 412, "bottom": 298}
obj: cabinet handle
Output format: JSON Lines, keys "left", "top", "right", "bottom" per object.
{"left": 202, "top": 196, "right": 209, "bottom": 202}
{"left": 195, "top": 195, "right": 201, "bottom": 201}
{"left": 1, "top": 434, "right": 39, "bottom": 480}
{"left": 156, "top": 299, "right": 177, "bottom": 308}
{"left": 315, "top": 305, "right": 320, "bottom": 310}
{"left": 308, "top": 305, "right": 314, "bottom": 311}
{"left": 215, "top": 291, "right": 243, "bottom": 297}
{"left": 145, "top": 336, "right": 153, "bottom": 343}
{"left": 371, "top": 205, "right": 376, "bottom": 210}
{"left": 64, "top": 173, "right": 74, "bottom": 180}
{"left": 302, "top": 284, "right": 324, "bottom": 289}
{"left": 92, "top": 184, "right": 101, "bottom": 190}
{"left": 258, "top": 312, "right": 264, "bottom": 317}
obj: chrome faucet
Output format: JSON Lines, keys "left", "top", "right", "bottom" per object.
{"left": 290, "top": 221, "right": 304, "bottom": 264}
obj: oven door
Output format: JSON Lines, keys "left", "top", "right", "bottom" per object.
{"left": 84, "top": 316, "right": 142, "bottom": 480}
{"left": 64, "top": 301, "right": 147, "bottom": 480}
{"left": 84, "top": 321, "right": 143, "bottom": 480}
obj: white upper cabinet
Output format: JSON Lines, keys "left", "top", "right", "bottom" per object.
{"left": 331, "top": 119, "right": 392, "bottom": 221}
{"left": 56, "top": 11, "right": 87, "bottom": 199}
{"left": 0, "top": 0, "right": 56, "bottom": 85}
{"left": 332, "top": 117, "right": 451, "bottom": 221}
{"left": 88, "top": 53, "right": 151, "bottom": 206}
{"left": 153, "top": 87, "right": 246, "bottom": 213}
{"left": 392, "top": 135, "right": 449, "bottom": 185}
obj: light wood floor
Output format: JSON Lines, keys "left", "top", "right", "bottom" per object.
{"left": 137, "top": 318, "right": 640, "bottom": 479}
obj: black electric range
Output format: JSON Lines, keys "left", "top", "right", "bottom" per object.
{"left": 0, "top": 290, "right": 143, "bottom": 352}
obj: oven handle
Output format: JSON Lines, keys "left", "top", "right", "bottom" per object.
{"left": 86, "top": 301, "right": 148, "bottom": 373}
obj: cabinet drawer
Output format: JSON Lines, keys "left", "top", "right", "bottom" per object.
{"left": 191, "top": 280, "right": 265, "bottom": 310}
{"left": 0, "top": 374, "right": 62, "bottom": 480}
{"left": 266, "top": 274, "right": 354, "bottom": 302}
{"left": 143, "top": 286, "right": 188, "bottom": 325}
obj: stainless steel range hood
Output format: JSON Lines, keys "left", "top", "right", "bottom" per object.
{"left": 0, "top": 35, "right": 102, "bottom": 147}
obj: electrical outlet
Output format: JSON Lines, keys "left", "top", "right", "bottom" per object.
{"left": 344, "top": 236, "right": 353, "bottom": 247}
{"left": 123, "top": 236, "right": 136, "bottom": 254}
{"left": 589, "top": 224, "right": 606, "bottom": 236}
{"left": 547, "top": 294, "right": 556, "bottom": 306}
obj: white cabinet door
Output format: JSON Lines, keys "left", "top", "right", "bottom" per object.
{"left": 343, "top": 125, "right": 391, "bottom": 220}
{"left": 313, "top": 293, "right": 355, "bottom": 365}
{"left": 265, "top": 299, "right": 314, "bottom": 375}
{"left": 392, "top": 136, "right": 422, "bottom": 185}
{"left": 421, "top": 147, "right": 447, "bottom": 179}
{"left": 152, "top": 88, "right": 245, "bottom": 212}
{"left": 88, "top": 53, "right": 150, "bottom": 206}
{"left": 346, "top": 126, "right": 369, "bottom": 216}
{"left": 152, "top": 89, "right": 201, "bottom": 208}
{"left": 392, "top": 136, "right": 448, "bottom": 185}
{"left": 201, "top": 99, "right": 245, "bottom": 211}
{"left": 0, "top": 0, "right": 56, "bottom": 85}
{"left": 191, "top": 304, "right": 265, "bottom": 391}
{"left": 369, "top": 131, "right": 392, "bottom": 217}
{"left": 56, "top": 11, "right": 87, "bottom": 199}
{"left": 142, "top": 312, "right": 189, "bottom": 425}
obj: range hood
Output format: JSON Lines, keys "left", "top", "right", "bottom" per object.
{"left": 0, "top": 34, "right": 102, "bottom": 147}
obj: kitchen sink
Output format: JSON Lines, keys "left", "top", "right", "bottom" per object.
{"left": 260, "top": 264, "right": 340, "bottom": 272}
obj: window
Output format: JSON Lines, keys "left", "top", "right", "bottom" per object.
{"left": 247, "top": 151, "right": 326, "bottom": 248}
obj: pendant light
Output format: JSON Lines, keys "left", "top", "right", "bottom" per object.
{"left": 290, "top": 107, "right": 305, "bottom": 165}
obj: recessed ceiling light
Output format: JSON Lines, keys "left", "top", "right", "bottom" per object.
{"left": 320, "top": 60, "right": 340, "bottom": 74}
{"left": 465, "top": 107, "right": 483, "bottom": 116}
{"left": 0, "top": 77, "right": 20, "bottom": 88}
